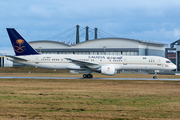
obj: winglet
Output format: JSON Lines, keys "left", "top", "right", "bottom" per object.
{"left": 6, "top": 28, "right": 39, "bottom": 56}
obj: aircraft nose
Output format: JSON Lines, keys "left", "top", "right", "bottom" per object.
{"left": 173, "top": 64, "right": 177, "bottom": 70}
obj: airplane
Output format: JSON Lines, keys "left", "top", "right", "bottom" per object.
{"left": 6, "top": 28, "right": 177, "bottom": 79}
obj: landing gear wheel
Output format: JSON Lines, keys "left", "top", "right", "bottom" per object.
{"left": 83, "top": 74, "right": 87, "bottom": 78}
{"left": 83, "top": 74, "right": 93, "bottom": 78}
{"left": 87, "top": 74, "right": 93, "bottom": 78}
{"left": 153, "top": 71, "right": 158, "bottom": 79}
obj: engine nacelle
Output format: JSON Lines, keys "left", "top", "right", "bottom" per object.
{"left": 101, "top": 65, "right": 116, "bottom": 76}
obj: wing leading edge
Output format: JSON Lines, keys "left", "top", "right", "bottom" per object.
{"left": 65, "top": 58, "right": 100, "bottom": 69}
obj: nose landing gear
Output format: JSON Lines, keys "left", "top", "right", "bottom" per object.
{"left": 153, "top": 70, "right": 159, "bottom": 79}
{"left": 153, "top": 76, "right": 157, "bottom": 79}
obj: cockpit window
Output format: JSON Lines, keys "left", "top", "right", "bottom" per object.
{"left": 166, "top": 61, "right": 171, "bottom": 63}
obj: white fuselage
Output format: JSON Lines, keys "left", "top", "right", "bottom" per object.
{"left": 8, "top": 54, "right": 177, "bottom": 71}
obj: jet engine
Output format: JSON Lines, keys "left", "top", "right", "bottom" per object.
{"left": 101, "top": 65, "right": 116, "bottom": 75}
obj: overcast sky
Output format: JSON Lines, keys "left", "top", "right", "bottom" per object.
{"left": 1, "top": 0, "right": 180, "bottom": 55}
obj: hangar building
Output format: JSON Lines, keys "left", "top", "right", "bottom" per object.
{"left": 29, "top": 38, "right": 166, "bottom": 57}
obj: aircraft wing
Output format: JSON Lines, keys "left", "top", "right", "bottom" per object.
{"left": 6, "top": 55, "right": 28, "bottom": 61}
{"left": 65, "top": 58, "right": 100, "bottom": 69}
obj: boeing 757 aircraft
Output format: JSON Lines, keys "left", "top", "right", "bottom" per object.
{"left": 6, "top": 28, "right": 176, "bottom": 79}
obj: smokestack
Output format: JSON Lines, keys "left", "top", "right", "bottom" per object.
{"left": 76, "top": 25, "right": 79, "bottom": 44}
{"left": 94, "top": 27, "right": 98, "bottom": 39}
{"left": 86, "top": 26, "right": 89, "bottom": 41}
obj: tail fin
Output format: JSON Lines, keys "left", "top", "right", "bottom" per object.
{"left": 7, "top": 28, "right": 39, "bottom": 56}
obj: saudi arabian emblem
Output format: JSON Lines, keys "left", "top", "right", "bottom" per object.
{"left": 13, "top": 39, "right": 25, "bottom": 53}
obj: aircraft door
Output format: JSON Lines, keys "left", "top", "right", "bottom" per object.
{"left": 157, "top": 58, "right": 161, "bottom": 66}
{"left": 123, "top": 58, "right": 127, "bottom": 65}
{"left": 35, "top": 57, "right": 39, "bottom": 64}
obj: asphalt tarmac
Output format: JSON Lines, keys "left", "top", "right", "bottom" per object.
{"left": 0, "top": 76, "right": 180, "bottom": 81}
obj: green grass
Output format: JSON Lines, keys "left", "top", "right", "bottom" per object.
{"left": 0, "top": 79, "right": 180, "bottom": 119}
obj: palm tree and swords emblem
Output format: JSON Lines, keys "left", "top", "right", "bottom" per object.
{"left": 13, "top": 39, "right": 25, "bottom": 53}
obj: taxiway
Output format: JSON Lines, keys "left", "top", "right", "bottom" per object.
{"left": 0, "top": 76, "right": 180, "bottom": 81}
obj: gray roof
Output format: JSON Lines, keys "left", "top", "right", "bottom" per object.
{"left": 29, "top": 40, "right": 71, "bottom": 46}
{"left": 29, "top": 37, "right": 168, "bottom": 47}
{"left": 76, "top": 38, "right": 168, "bottom": 46}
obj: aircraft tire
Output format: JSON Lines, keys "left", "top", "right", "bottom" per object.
{"left": 153, "top": 76, "right": 157, "bottom": 79}
{"left": 87, "top": 74, "right": 93, "bottom": 78}
{"left": 83, "top": 74, "right": 87, "bottom": 78}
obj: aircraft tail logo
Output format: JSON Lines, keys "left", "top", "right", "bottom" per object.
{"left": 13, "top": 39, "right": 25, "bottom": 53}
{"left": 7, "top": 28, "right": 39, "bottom": 56}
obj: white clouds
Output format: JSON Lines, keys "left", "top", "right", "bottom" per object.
{"left": 26, "top": 5, "right": 52, "bottom": 19}
{"left": 1, "top": 0, "right": 180, "bottom": 54}
{"left": 173, "top": 29, "right": 180, "bottom": 38}
{"left": 0, "top": 47, "right": 14, "bottom": 55}
{"left": 120, "top": 28, "right": 180, "bottom": 46}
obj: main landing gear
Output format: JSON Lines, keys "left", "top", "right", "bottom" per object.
{"left": 83, "top": 68, "right": 93, "bottom": 78}
{"left": 83, "top": 74, "right": 93, "bottom": 78}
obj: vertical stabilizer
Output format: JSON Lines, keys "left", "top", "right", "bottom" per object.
{"left": 6, "top": 28, "right": 39, "bottom": 56}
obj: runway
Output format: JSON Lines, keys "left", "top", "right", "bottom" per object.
{"left": 0, "top": 76, "right": 180, "bottom": 81}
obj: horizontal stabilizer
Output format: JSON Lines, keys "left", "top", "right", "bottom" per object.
{"left": 6, "top": 55, "right": 28, "bottom": 61}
